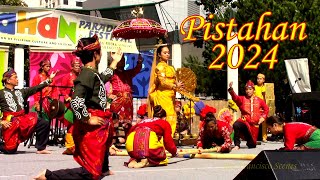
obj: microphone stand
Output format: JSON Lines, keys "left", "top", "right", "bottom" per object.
{"left": 289, "top": 78, "right": 301, "bottom": 122}
{"left": 291, "top": 78, "right": 301, "bottom": 93}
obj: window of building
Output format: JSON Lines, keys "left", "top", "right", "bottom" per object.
{"left": 63, "top": 0, "right": 68, "bottom": 5}
{"left": 52, "top": 2, "right": 55, "bottom": 7}
{"left": 76, "top": 1, "right": 83, "bottom": 7}
{"left": 40, "top": 0, "right": 42, "bottom": 5}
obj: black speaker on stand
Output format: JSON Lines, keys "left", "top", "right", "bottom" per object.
{"left": 235, "top": 150, "right": 320, "bottom": 180}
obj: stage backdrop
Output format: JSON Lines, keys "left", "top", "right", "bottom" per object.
{"left": 29, "top": 50, "right": 153, "bottom": 105}
{"left": 125, "top": 50, "right": 154, "bottom": 98}
{"left": 29, "top": 51, "right": 76, "bottom": 106}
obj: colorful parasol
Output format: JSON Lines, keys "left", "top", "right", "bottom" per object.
{"left": 112, "top": 7, "right": 167, "bottom": 40}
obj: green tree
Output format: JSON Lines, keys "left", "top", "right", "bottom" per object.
{"left": 183, "top": 55, "right": 227, "bottom": 98}
{"left": 0, "top": 0, "right": 27, "bottom": 6}
{"left": 195, "top": 0, "right": 320, "bottom": 112}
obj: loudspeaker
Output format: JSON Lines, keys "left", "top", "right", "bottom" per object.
{"left": 235, "top": 150, "right": 320, "bottom": 180}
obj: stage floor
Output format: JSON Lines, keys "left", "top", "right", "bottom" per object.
{"left": 0, "top": 141, "right": 284, "bottom": 180}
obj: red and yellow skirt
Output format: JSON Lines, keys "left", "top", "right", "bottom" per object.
{"left": 126, "top": 127, "right": 168, "bottom": 166}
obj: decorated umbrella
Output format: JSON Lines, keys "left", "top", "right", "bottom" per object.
{"left": 112, "top": 7, "right": 167, "bottom": 51}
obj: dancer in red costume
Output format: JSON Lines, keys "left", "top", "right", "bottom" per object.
{"left": 0, "top": 68, "right": 57, "bottom": 154}
{"left": 267, "top": 116, "right": 320, "bottom": 150}
{"left": 32, "top": 59, "right": 59, "bottom": 118}
{"left": 109, "top": 54, "right": 142, "bottom": 136}
{"left": 34, "top": 34, "right": 123, "bottom": 180}
{"left": 228, "top": 80, "right": 269, "bottom": 150}
{"left": 196, "top": 105, "right": 233, "bottom": 153}
{"left": 60, "top": 59, "right": 82, "bottom": 155}
{"left": 125, "top": 105, "right": 178, "bottom": 168}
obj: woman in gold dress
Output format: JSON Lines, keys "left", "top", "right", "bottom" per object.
{"left": 148, "top": 46, "right": 183, "bottom": 136}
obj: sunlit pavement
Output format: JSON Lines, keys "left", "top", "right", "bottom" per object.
{"left": 0, "top": 142, "right": 283, "bottom": 180}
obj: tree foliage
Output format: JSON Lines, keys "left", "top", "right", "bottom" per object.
{"left": 183, "top": 55, "right": 227, "bottom": 98}
{"left": 0, "top": 0, "right": 27, "bottom": 6}
{"left": 194, "top": 0, "right": 320, "bottom": 111}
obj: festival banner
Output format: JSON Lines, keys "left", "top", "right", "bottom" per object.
{"left": 0, "top": 50, "right": 8, "bottom": 89}
{"left": 0, "top": 6, "right": 138, "bottom": 53}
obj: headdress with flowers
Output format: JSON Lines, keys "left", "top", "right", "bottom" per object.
{"left": 137, "top": 104, "right": 148, "bottom": 117}
{"left": 200, "top": 105, "right": 217, "bottom": 119}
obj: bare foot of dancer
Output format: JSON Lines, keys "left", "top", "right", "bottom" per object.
{"left": 128, "top": 159, "right": 138, "bottom": 168}
{"left": 33, "top": 169, "right": 47, "bottom": 180}
{"left": 102, "top": 170, "right": 115, "bottom": 176}
{"left": 36, "top": 149, "right": 51, "bottom": 154}
{"left": 134, "top": 159, "right": 149, "bottom": 168}
{"left": 232, "top": 146, "right": 240, "bottom": 151}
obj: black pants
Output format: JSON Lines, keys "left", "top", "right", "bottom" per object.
{"left": 45, "top": 145, "right": 110, "bottom": 179}
{"left": 0, "top": 117, "right": 50, "bottom": 154}
{"left": 45, "top": 167, "right": 93, "bottom": 180}
{"left": 233, "top": 121, "right": 256, "bottom": 148}
{"left": 35, "top": 117, "right": 50, "bottom": 151}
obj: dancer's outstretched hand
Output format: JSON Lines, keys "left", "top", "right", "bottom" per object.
{"left": 111, "top": 48, "right": 123, "bottom": 63}
{"left": 176, "top": 81, "right": 184, "bottom": 89}
{"left": 197, "top": 147, "right": 203, "bottom": 154}
{"left": 229, "top": 81, "right": 233, "bottom": 88}
{"left": 258, "top": 117, "right": 265, "bottom": 125}
{"left": 49, "top": 70, "right": 59, "bottom": 79}
{"left": 1, "top": 121, "right": 11, "bottom": 129}
{"left": 138, "top": 54, "right": 143, "bottom": 63}
{"left": 109, "top": 145, "right": 122, "bottom": 156}
{"left": 216, "top": 146, "right": 222, "bottom": 153}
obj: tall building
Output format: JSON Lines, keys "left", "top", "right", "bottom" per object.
{"left": 24, "top": 0, "right": 87, "bottom": 9}
{"left": 83, "top": 0, "right": 205, "bottom": 31}
{"left": 82, "top": 0, "right": 205, "bottom": 66}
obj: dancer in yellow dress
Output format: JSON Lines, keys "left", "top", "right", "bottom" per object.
{"left": 148, "top": 45, "right": 183, "bottom": 136}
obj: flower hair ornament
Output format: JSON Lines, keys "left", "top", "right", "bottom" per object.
{"left": 200, "top": 105, "right": 217, "bottom": 119}
{"left": 137, "top": 104, "right": 148, "bottom": 117}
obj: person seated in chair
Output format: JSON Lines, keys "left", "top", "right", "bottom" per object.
{"left": 0, "top": 68, "right": 57, "bottom": 154}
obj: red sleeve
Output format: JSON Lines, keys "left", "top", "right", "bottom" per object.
{"left": 61, "top": 75, "right": 71, "bottom": 100}
{"left": 162, "top": 120, "right": 177, "bottom": 155}
{"left": 127, "top": 63, "right": 142, "bottom": 77}
{"left": 220, "top": 124, "right": 233, "bottom": 153}
{"left": 259, "top": 98, "right": 269, "bottom": 119}
{"left": 284, "top": 125, "right": 295, "bottom": 150}
{"left": 228, "top": 88, "right": 243, "bottom": 107}
{"left": 32, "top": 75, "right": 42, "bottom": 104}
